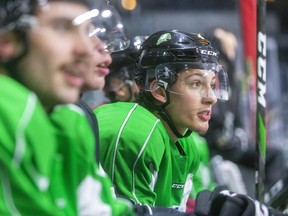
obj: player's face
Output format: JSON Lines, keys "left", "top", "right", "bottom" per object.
{"left": 17, "top": 2, "right": 96, "bottom": 111}
{"left": 108, "top": 78, "right": 130, "bottom": 101}
{"left": 165, "top": 68, "right": 217, "bottom": 135}
{"left": 82, "top": 36, "right": 112, "bottom": 91}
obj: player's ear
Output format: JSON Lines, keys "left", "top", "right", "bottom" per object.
{"left": 0, "top": 32, "right": 24, "bottom": 63}
{"left": 150, "top": 80, "right": 167, "bottom": 103}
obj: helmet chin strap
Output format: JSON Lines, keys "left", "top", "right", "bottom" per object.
{"left": 157, "top": 91, "right": 192, "bottom": 139}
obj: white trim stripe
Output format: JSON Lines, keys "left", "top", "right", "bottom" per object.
{"left": 178, "top": 173, "right": 193, "bottom": 212}
{"left": 1, "top": 166, "right": 21, "bottom": 216}
{"left": 13, "top": 93, "right": 50, "bottom": 191}
{"left": 132, "top": 119, "right": 160, "bottom": 204}
{"left": 111, "top": 103, "right": 139, "bottom": 184}
{"left": 13, "top": 93, "right": 37, "bottom": 166}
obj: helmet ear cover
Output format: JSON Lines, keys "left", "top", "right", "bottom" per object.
{"left": 156, "top": 66, "right": 177, "bottom": 90}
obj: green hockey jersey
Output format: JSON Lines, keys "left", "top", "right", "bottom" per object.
{"left": 0, "top": 75, "right": 61, "bottom": 215}
{"left": 189, "top": 132, "right": 216, "bottom": 199}
{"left": 50, "top": 104, "right": 134, "bottom": 216}
{"left": 0, "top": 75, "right": 133, "bottom": 216}
{"left": 94, "top": 102, "right": 200, "bottom": 212}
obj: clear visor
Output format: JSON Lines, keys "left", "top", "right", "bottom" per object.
{"left": 150, "top": 62, "right": 229, "bottom": 100}
{"left": 86, "top": 1, "right": 130, "bottom": 52}
{"left": 1, "top": 0, "right": 130, "bottom": 53}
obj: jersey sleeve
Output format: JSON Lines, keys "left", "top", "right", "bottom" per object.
{"left": 0, "top": 76, "right": 61, "bottom": 215}
{"left": 51, "top": 104, "right": 134, "bottom": 216}
{"left": 190, "top": 132, "right": 216, "bottom": 199}
{"left": 95, "top": 103, "right": 168, "bottom": 206}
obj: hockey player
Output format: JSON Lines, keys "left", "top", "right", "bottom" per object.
{"left": 94, "top": 29, "right": 288, "bottom": 216}
{"left": 0, "top": 0, "right": 133, "bottom": 215}
{"left": 2, "top": 0, "right": 278, "bottom": 215}
{"left": 94, "top": 30, "right": 229, "bottom": 211}
{"left": 103, "top": 36, "right": 148, "bottom": 103}
{"left": 104, "top": 54, "right": 139, "bottom": 102}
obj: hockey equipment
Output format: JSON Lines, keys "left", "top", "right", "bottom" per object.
{"left": 135, "top": 30, "right": 229, "bottom": 101}
{"left": 265, "top": 172, "right": 288, "bottom": 212}
{"left": 194, "top": 186, "right": 228, "bottom": 216}
{"left": 134, "top": 30, "right": 229, "bottom": 139}
{"left": 195, "top": 186, "right": 287, "bottom": 216}
{"left": 0, "top": 0, "right": 103, "bottom": 34}
{"left": 89, "top": 0, "right": 130, "bottom": 52}
{"left": 210, "top": 155, "right": 247, "bottom": 195}
{"left": 105, "top": 36, "right": 147, "bottom": 102}
{"left": 109, "top": 35, "right": 148, "bottom": 69}
{"left": 0, "top": 0, "right": 129, "bottom": 52}
{"left": 255, "top": 0, "right": 267, "bottom": 202}
{"left": 134, "top": 204, "right": 203, "bottom": 216}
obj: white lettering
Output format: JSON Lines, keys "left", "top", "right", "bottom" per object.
{"left": 200, "top": 50, "right": 217, "bottom": 56}
{"left": 171, "top": 183, "right": 184, "bottom": 189}
{"left": 257, "top": 32, "right": 266, "bottom": 108}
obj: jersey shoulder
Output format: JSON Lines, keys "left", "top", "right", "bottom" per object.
{"left": 94, "top": 102, "right": 165, "bottom": 136}
{"left": 0, "top": 75, "right": 44, "bottom": 116}
{"left": 0, "top": 75, "right": 56, "bottom": 149}
{"left": 178, "top": 133, "right": 201, "bottom": 172}
{"left": 50, "top": 104, "right": 94, "bottom": 150}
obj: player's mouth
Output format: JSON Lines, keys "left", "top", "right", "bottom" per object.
{"left": 197, "top": 110, "right": 211, "bottom": 121}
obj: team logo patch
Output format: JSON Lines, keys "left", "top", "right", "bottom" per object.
{"left": 156, "top": 33, "right": 172, "bottom": 45}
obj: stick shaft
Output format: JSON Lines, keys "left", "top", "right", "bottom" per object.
{"left": 256, "top": 0, "right": 267, "bottom": 202}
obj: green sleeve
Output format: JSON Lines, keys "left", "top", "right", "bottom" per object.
{"left": 190, "top": 132, "right": 216, "bottom": 199}
{"left": 51, "top": 104, "right": 134, "bottom": 216}
{"left": 94, "top": 103, "right": 167, "bottom": 206}
{"left": 0, "top": 76, "right": 61, "bottom": 215}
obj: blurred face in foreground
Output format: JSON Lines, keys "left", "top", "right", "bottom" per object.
{"left": 82, "top": 36, "right": 112, "bottom": 92}
{"left": 17, "top": 2, "right": 96, "bottom": 111}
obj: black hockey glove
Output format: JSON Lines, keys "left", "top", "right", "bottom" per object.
{"left": 133, "top": 204, "right": 198, "bottom": 216}
{"left": 195, "top": 186, "right": 287, "bottom": 216}
{"left": 194, "top": 186, "right": 228, "bottom": 216}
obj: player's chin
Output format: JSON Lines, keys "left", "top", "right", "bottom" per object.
{"left": 58, "top": 88, "right": 81, "bottom": 104}
{"left": 92, "top": 77, "right": 105, "bottom": 90}
{"left": 193, "top": 122, "right": 209, "bottom": 135}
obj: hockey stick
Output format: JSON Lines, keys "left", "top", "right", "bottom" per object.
{"left": 255, "top": 0, "right": 267, "bottom": 202}
{"left": 265, "top": 172, "right": 288, "bottom": 211}
{"left": 239, "top": 0, "right": 266, "bottom": 202}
